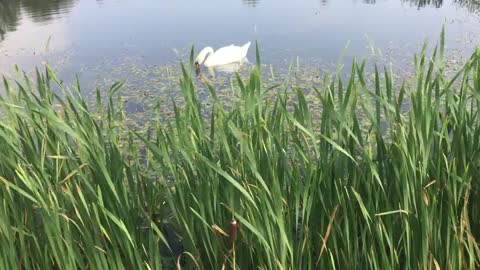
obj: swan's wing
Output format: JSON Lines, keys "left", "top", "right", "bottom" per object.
{"left": 214, "top": 45, "right": 243, "bottom": 55}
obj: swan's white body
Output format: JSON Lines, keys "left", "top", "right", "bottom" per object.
{"left": 206, "top": 57, "right": 249, "bottom": 78}
{"left": 196, "top": 42, "right": 251, "bottom": 67}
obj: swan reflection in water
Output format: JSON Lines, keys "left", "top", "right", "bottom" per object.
{"left": 196, "top": 57, "right": 249, "bottom": 78}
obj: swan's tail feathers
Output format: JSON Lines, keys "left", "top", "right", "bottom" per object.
{"left": 242, "top": 41, "right": 251, "bottom": 51}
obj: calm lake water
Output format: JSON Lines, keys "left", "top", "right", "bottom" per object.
{"left": 1, "top": 0, "right": 480, "bottom": 88}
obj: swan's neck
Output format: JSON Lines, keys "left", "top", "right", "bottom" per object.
{"left": 196, "top": 47, "right": 215, "bottom": 65}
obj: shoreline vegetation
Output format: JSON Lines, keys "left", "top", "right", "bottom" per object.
{"left": 1, "top": 33, "right": 480, "bottom": 269}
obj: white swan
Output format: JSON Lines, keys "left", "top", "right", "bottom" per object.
{"left": 195, "top": 42, "right": 251, "bottom": 68}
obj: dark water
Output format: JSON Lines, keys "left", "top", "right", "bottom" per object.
{"left": 0, "top": 0, "right": 479, "bottom": 83}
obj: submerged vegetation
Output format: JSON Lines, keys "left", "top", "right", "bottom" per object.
{"left": 1, "top": 33, "right": 480, "bottom": 269}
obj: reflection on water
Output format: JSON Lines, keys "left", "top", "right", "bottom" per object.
{"left": 404, "top": 0, "right": 444, "bottom": 8}
{"left": 0, "top": 0, "right": 76, "bottom": 40}
{"left": 0, "top": 0, "right": 478, "bottom": 42}
{"left": 318, "top": 0, "right": 329, "bottom": 5}
{"left": 359, "top": 0, "right": 480, "bottom": 10}
{"left": 360, "top": 0, "right": 444, "bottom": 8}
{"left": 453, "top": 0, "right": 480, "bottom": 12}
{"left": 242, "top": 0, "right": 260, "bottom": 7}
{"left": 0, "top": 1, "right": 20, "bottom": 40}
{"left": 398, "top": 0, "right": 480, "bottom": 12}
{"left": 242, "top": 0, "right": 480, "bottom": 10}
{"left": 205, "top": 57, "right": 250, "bottom": 78}
{"left": 0, "top": 0, "right": 480, "bottom": 82}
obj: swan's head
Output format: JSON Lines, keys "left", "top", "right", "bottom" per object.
{"left": 195, "top": 47, "right": 214, "bottom": 66}
{"left": 195, "top": 62, "right": 201, "bottom": 76}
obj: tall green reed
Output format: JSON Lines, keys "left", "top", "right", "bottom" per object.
{"left": 142, "top": 34, "right": 480, "bottom": 269}
{"left": 0, "top": 29, "right": 479, "bottom": 269}
{"left": 0, "top": 67, "right": 168, "bottom": 269}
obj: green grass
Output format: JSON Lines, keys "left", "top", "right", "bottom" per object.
{"left": 1, "top": 31, "right": 480, "bottom": 269}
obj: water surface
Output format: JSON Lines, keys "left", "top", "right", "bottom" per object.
{"left": 0, "top": 0, "right": 479, "bottom": 86}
